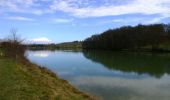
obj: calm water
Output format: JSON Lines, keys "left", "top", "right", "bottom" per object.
{"left": 26, "top": 50, "right": 170, "bottom": 100}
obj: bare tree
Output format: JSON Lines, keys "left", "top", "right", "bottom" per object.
{"left": 6, "top": 28, "right": 25, "bottom": 44}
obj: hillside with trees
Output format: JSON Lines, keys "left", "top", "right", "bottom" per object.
{"left": 83, "top": 24, "right": 170, "bottom": 51}
{"left": 27, "top": 41, "right": 82, "bottom": 50}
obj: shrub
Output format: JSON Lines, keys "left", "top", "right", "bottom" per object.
{"left": 1, "top": 29, "right": 26, "bottom": 59}
{"left": 1, "top": 41, "right": 26, "bottom": 58}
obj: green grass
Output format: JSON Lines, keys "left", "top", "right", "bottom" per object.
{"left": 159, "top": 42, "right": 170, "bottom": 50}
{"left": 0, "top": 57, "right": 94, "bottom": 100}
{"left": 129, "top": 42, "right": 170, "bottom": 52}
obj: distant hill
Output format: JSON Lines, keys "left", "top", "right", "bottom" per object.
{"left": 55, "top": 41, "right": 82, "bottom": 49}
{"left": 27, "top": 41, "right": 82, "bottom": 50}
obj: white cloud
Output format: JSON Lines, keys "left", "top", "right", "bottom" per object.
{"left": 28, "top": 37, "right": 52, "bottom": 44}
{"left": 98, "top": 19, "right": 125, "bottom": 25}
{"left": 50, "top": 0, "right": 170, "bottom": 18}
{"left": 143, "top": 18, "right": 164, "bottom": 24}
{"left": 0, "top": 0, "right": 170, "bottom": 24}
{"left": 7, "top": 16, "right": 34, "bottom": 21}
{"left": 0, "top": 0, "right": 47, "bottom": 15}
{"left": 53, "top": 18, "right": 74, "bottom": 23}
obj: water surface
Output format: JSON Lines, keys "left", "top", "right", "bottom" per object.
{"left": 26, "top": 50, "right": 170, "bottom": 100}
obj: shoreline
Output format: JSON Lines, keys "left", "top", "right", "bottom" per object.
{"left": 27, "top": 47, "right": 170, "bottom": 54}
{"left": 0, "top": 53, "right": 96, "bottom": 100}
{"left": 22, "top": 57, "right": 96, "bottom": 99}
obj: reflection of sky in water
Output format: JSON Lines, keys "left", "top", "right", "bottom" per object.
{"left": 28, "top": 51, "right": 51, "bottom": 58}
{"left": 72, "top": 75, "right": 170, "bottom": 100}
{"left": 26, "top": 50, "right": 170, "bottom": 100}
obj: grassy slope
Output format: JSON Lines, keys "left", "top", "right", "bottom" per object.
{"left": 0, "top": 56, "right": 94, "bottom": 100}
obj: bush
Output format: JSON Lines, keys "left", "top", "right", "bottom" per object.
{"left": 1, "top": 29, "right": 26, "bottom": 59}
{"left": 1, "top": 41, "right": 26, "bottom": 58}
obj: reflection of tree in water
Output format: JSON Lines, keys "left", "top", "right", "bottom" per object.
{"left": 83, "top": 50, "right": 170, "bottom": 78}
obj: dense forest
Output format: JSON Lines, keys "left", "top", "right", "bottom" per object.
{"left": 83, "top": 24, "right": 170, "bottom": 51}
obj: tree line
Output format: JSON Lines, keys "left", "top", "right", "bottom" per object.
{"left": 82, "top": 24, "right": 170, "bottom": 51}
{"left": 27, "top": 41, "right": 82, "bottom": 50}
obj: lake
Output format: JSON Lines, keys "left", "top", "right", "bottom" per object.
{"left": 26, "top": 50, "right": 170, "bottom": 100}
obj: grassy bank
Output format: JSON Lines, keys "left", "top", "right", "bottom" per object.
{"left": 0, "top": 53, "right": 94, "bottom": 100}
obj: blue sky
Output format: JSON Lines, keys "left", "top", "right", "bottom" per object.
{"left": 0, "top": 0, "right": 170, "bottom": 43}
